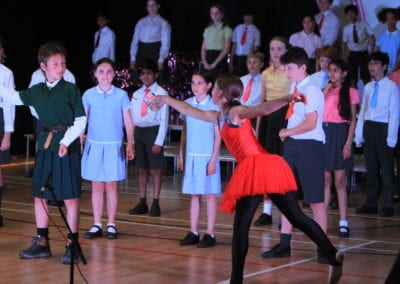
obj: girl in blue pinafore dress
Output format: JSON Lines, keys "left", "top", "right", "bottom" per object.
{"left": 81, "top": 58, "right": 134, "bottom": 240}
{"left": 178, "top": 70, "right": 221, "bottom": 248}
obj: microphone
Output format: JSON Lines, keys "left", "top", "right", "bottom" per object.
{"left": 40, "top": 171, "right": 52, "bottom": 195}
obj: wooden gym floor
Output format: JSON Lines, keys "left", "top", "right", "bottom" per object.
{"left": 0, "top": 157, "right": 399, "bottom": 284}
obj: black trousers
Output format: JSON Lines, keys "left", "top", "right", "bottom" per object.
{"left": 348, "top": 50, "right": 370, "bottom": 85}
{"left": 363, "top": 121, "right": 395, "bottom": 209}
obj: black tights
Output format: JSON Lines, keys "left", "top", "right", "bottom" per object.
{"left": 230, "top": 192, "right": 338, "bottom": 284}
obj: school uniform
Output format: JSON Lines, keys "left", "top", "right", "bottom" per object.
{"left": 310, "top": 70, "right": 329, "bottom": 90}
{"left": 354, "top": 77, "right": 400, "bottom": 210}
{"left": 284, "top": 76, "right": 325, "bottom": 204}
{"left": 92, "top": 25, "right": 116, "bottom": 64}
{"left": 323, "top": 86, "right": 360, "bottom": 170}
{"left": 315, "top": 10, "right": 340, "bottom": 46}
{"left": 180, "top": 96, "right": 221, "bottom": 195}
{"left": 130, "top": 15, "right": 171, "bottom": 67}
{"left": 342, "top": 21, "right": 374, "bottom": 83}
{"left": 130, "top": 82, "right": 169, "bottom": 169}
{"left": 202, "top": 23, "right": 233, "bottom": 79}
{"left": 0, "top": 64, "right": 15, "bottom": 164}
{"left": 81, "top": 86, "right": 131, "bottom": 182}
{"left": 231, "top": 23, "right": 261, "bottom": 76}
{"left": 28, "top": 68, "right": 76, "bottom": 137}
{"left": 17, "top": 79, "right": 86, "bottom": 200}
{"left": 376, "top": 30, "right": 400, "bottom": 74}
{"left": 258, "top": 65, "right": 291, "bottom": 155}
{"left": 289, "top": 31, "right": 322, "bottom": 73}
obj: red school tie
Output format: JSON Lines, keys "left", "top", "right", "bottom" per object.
{"left": 242, "top": 77, "right": 253, "bottom": 102}
{"left": 318, "top": 14, "right": 325, "bottom": 31}
{"left": 240, "top": 26, "right": 248, "bottom": 45}
{"left": 141, "top": 88, "right": 151, "bottom": 116}
{"left": 285, "top": 87, "right": 297, "bottom": 120}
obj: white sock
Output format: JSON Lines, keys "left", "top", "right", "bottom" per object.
{"left": 107, "top": 223, "right": 117, "bottom": 233}
{"left": 263, "top": 201, "right": 272, "bottom": 215}
{"left": 191, "top": 231, "right": 199, "bottom": 236}
{"left": 339, "top": 220, "right": 348, "bottom": 232}
{"left": 89, "top": 223, "right": 102, "bottom": 232}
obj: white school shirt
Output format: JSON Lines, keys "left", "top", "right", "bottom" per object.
{"left": 342, "top": 21, "right": 373, "bottom": 52}
{"left": 231, "top": 23, "right": 261, "bottom": 56}
{"left": 130, "top": 83, "right": 169, "bottom": 146}
{"left": 130, "top": 15, "right": 171, "bottom": 63}
{"left": 354, "top": 77, "right": 400, "bottom": 148}
{"left": 287, "top": 76, "right": 325, "bottom": 142}
{"left": 28, "top": 68, "right": 76, "bottom": 119}
{"left": 91, "top": 26, "right": 116, "bottom": 64}
{"left": 314, "top": 10, "right": 340, "bottom": 46}
{"left": 0, "top": 64, "right": 15, "bottom": 132}
{"left": 239, "top": 73, "right": 262, "bottom": 106}
{"left": 309, "top": 70, "right": 328, "bottom": 90}
{"left": 289, "top": 31, "right": 323, "bottom": 59}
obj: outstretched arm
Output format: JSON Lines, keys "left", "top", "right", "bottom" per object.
{"left": 235, "top": 95, "right": 291, "bottom": 120}
{"left": 0, "top": 84, "right": 24, "bottom": 105}
{"left": 154, "top": 96, "right": 219, "bottom": 123}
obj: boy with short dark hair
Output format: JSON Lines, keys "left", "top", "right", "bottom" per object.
{"left": 262, "top": 47, "right": 329, "bottom": 263}
{"left": 342, "top": 4, "right": 375, "bottom": 86}
{"left": 354, "top": 51, "right": 400, "bottom": 217}
{"left": 128, "top": 59, "right": 169, "bottom": 217}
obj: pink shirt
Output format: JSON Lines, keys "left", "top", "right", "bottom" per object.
{"left": 389, "top": 70, "right": 400, "bottom": 89}
{"left": 323, "top": 86, "right": 360, "bottom": 123}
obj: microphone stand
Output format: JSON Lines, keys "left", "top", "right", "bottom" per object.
{"left": 42, "top": 172, "right": 87, "bottom": 284}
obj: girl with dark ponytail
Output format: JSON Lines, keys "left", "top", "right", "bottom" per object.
{"left": 322, "top": 58, "right": 360, "bottom": 238}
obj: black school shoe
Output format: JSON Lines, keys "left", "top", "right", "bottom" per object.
{"left": 129, "top": 202, "right": 149, "bottom": 215}
{"left": 179, "top": 232, "right": 199, "bottom": 246}
{"left": 19, "top": 235, "right": 51, "bottom": 259}
{"left": 0, "top": 215, "right": 3, "bottom": 227}
{"left": 261, "top": 243, "right": 291, "bottom": 258}
{"left": 84, "top": 225, "right": 103, "bottom": 239}
{"left": 149, "top": 202, "right": 161, "bottom": 217}
{"left": 61, "top": 245, "right": 81, "bottom": 264}
{"left": 105, "top": 225, "right": 118, "bottom": 239}
{"left": 197, "top": 234, "right": 216, "bottom": 248}
{"left": 253, "top": 213, "right": 272, "bottom": 226}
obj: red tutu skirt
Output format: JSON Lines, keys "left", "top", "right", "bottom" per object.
{"left": 219, "top": 153, "right": 297, "bottom": 213}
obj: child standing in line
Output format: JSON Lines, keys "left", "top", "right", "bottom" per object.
{"left": 82, "top": 58, "right": 134, "bottom": 240}
{"left": 128, "top": 59, "right": 169, "bottom": 217}
{"left": 375, "top": 8, "right": 400, "bottom": 74}
{"left": 239, "top": 51, "right": 264, "bottom": 110}
{"left": 262, "top": 47, "right": 329, "bottom": 264}
{"left": 178, "top": 70, "right": 221, "bottom": 248}
{"left": 91, "top": 13, "right": 116, "bottom": 65}
{"left": 310, "top": 45, "right": 338, "bottom": 90}
{"left": 322, "top": 58, "right": 359, "bottom": 238}
{"left": 289, "top": 15, "right": 323, "bottom": 74}
{"left": 254, "top": 37, "right": 291, "bottom": 226}
{"left": 154, "top": 73, "right": 343, "bottom": 284}
{"left": 354, "top": 51, "right": 400, "bottom": 217}
{"left": 0, "top": 41, "right": 86, "bottom": 264}
{"left": 229, "top": 9, "right": 261, "bottom": 77}
{"left": 342, "top": 4, "right": 375, "bottom": 86}
{"left": 0, "top": 35, "right": 15, "bottom": 226}
{"left": 200, "top": 3, "right": 232, "bottom": 80}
